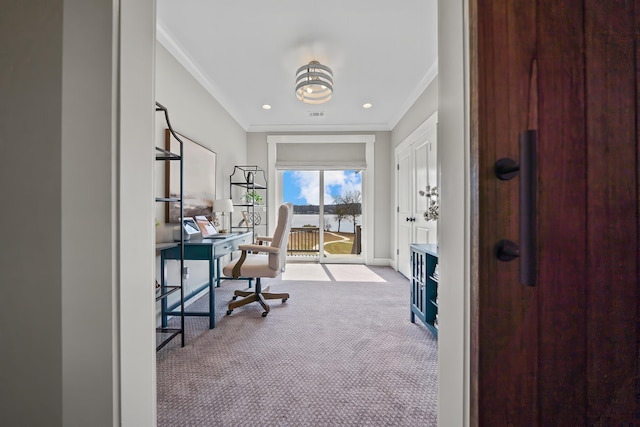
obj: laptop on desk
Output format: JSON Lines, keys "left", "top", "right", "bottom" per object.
{"left": 203, "top": 233, "right": 237, "bottom": 240}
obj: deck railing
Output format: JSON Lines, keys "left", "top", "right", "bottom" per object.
{"left": 288, "top": 227, "right": 320, "bottom": 256}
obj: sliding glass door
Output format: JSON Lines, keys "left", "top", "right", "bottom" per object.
{"left": 321, "top": 170, "right": 362, "bottom": 262}
{"left": 281, "top": 169, "right": 363, "bottom": 263}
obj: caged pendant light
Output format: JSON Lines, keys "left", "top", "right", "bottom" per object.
{"left": 295, "top": 60, "right": 333, "bottom": 104}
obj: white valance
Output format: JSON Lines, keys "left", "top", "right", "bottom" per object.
{"left": 268, "top": 135, "right": 374, "bottom": 170}
{"left": 275, "top": 142, "right": 366, "bottom": 169}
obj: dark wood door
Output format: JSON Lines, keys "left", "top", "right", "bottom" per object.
{"left": 472, "top": 0, "right": 639, "bottom": 424}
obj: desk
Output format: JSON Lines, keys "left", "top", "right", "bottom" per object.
{"left": 157, "top": 232, "right": 252, "bottom": 329}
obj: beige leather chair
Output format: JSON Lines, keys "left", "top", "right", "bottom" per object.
{"left": 223, "top": 203, "right": 293, "bottom": 317}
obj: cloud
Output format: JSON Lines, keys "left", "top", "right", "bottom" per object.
{"left": 291, "top": 170, "right": 361, "bottom": 205}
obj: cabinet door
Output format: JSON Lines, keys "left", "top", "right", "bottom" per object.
{"left": 410, "top": 249, "right": 426, "bottom": 320}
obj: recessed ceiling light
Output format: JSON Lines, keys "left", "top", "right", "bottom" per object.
{"left": 262, "top": 104, "right": 272, "bottom": 110}
{"left": 363, "top": 103, "right": 373, "bottom": 109}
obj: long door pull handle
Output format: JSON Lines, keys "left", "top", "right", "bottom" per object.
{"left": 493, "top": 130, "right": 537, "bottom": 286}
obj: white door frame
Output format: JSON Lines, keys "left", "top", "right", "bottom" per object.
{"left": 267, "top": 134, "right": 375, "bottom": 264}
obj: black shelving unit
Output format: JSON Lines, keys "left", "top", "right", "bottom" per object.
{"left": 155, "top": 102, "right": 185, "bottom": 350}
{"left": 229, "top": 165, "right": 268, "bottom": 242}
{"left": 409, "top": 243, "right": 438, "bottom": 337}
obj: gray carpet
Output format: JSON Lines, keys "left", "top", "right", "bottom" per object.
{"left": 156, "top": 265, "right": 438, "bottom": 426}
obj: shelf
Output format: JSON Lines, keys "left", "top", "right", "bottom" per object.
{"left": 229, "top": 182, "right": 267, "bottom": 190}
{"left": 155, "top": 101, "right": 185, "bottom": 350}
{"left": 156, "top": 328, "right": 182, "bottom": 351}
{"left": 230, "top": 165, "right": 267, "bottom": 244}
{"left": 155, "top": 285, "right": 181, "bottom": 301}
{"left": 156, "top": 197, "right": 181, "bottom": 203}
{"left": 155, "top": 147, "right": 181, "bottom": 161}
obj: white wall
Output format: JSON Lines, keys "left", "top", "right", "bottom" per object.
{"left": 155, "top": 43, "right": 246, "bottom": 204}
{"left": 392, "top": 76, "right": 439, "bottom": 149}
{"left": 62, "top": 0, "right": 119, "bottom": 424}
{"left": 1, "top": 2, "right": 65, "bottom": 424}
{"left": 0, "top": 1, "right": 158, "bottom": 425}
{"left": 246, "top": 131, "right": 392, "bottom": 262}
{"left": 154, "top": 42, "right": 247, "bottom": 303}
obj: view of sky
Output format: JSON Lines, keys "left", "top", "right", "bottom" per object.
{"left": 282, "top": 170, "right": 362, "bottom": 205}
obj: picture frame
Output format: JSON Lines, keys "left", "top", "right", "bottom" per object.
{"left": 182, "top": 217, "right": 201, "bottom": 237}
{"left": 194, "top": 215, "right": 218, "bottom": 238}
{"left": 241, "top": 211, "right": 253, "bottom": 226}
{"left": 165, "top": 129, "right": 217, "bottom": 223}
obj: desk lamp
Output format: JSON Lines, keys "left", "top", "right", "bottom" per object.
{"left": 212, "top": 199, "right": 234, "bottom": 233}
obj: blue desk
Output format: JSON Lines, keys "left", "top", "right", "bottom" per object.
{"left": 157, "top": 232, "right": 252, "bottom": 329}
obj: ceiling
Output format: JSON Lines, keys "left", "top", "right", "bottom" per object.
{"left": 156, "top": 1, "right": 438, "bottom": 133}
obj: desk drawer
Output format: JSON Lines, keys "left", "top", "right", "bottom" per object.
{"left": 215, "top": 242, "right": 235, "bottom": 257}
{"left": 233, "top": 234, "right": 252, "bottom": 248}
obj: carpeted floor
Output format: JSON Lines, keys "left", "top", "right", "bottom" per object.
{"left": 157, "top": 265, "right": 438, "bottom": 426}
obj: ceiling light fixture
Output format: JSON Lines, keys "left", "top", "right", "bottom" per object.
{"left": 262, "top": 104, "right": 272, "bottom": 110}
{"left": 295, "top": 60, "right": 333, "bottom": 104}
{"left": 363, "top": 103, "right": 372, "bottom": 109}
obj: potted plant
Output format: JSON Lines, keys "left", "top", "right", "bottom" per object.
{"left": 243, "top": 190, "right": 263, "bottom": 205}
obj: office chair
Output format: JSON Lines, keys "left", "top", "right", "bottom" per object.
{"left": 223, "top": 203, "right": 293, "bottom": 317}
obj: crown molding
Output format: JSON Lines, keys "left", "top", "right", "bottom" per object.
{"left": 156, "top": 19, "right": 249, "bottom": 130}
{"left": 247, "top": 123, "right": 391, "bottom": 133}
{"left": 387, "top": 59, "right": 438, "bottom": 130}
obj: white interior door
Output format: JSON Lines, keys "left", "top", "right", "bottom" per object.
{"left": 395, "top": 112, "right": 438, "bottom": 278}
{"left": 413, "top": 139, "right": 431, "bottom": 243}
{"left": 415, "top": 124, "right": 438, "bottom": 244}
{"left": 426, "top": 124, "right": 438, "bottom": 243}
{"left": 397, "top": 147, "right": 413, "bottom": 277}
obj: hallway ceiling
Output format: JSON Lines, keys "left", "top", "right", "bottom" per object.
{"left": 156, "top": 0, "right": 438, "bottom": 132}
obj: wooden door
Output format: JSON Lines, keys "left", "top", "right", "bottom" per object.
{"left": 472, "top": 0, "right": 640, "bottom": 424}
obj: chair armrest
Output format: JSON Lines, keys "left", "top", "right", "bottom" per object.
{"left": 256, "top": 236, "right": 273, "bottom": 243}
{"left": 238, "top": 244, "right": 280, "bottom": 254}
{"left": 231, "top": 245, "right": 280, "bottom": 278}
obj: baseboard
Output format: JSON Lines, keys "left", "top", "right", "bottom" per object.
{"left": 368, "top": 257, "right": 394, "bottom": 267}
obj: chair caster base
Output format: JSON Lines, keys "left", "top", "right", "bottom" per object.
{"left": 226, "top": 310, "right": 233, "bottom": 315}
{"left": 262, "top": 311, "right": 268, "bottom": 317}
{"left": 232, "top": 296, "right": 237, "bottom": 300}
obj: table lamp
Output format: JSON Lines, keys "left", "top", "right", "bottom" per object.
{"left": 212, "top": 199, "right": 234, "bottom": 233}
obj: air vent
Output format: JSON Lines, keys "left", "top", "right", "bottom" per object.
{"left": 308, "top": 111, "right": 325, "bottom": 117}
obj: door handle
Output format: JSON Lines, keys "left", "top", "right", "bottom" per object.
{"left": 494, "top": 129, "right": 537, "bottom": 286}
